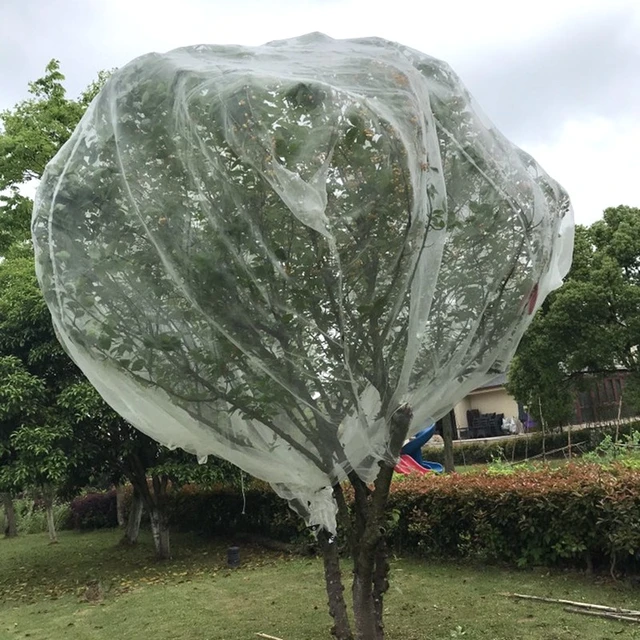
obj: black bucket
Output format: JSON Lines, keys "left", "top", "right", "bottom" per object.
{"left": 227, "top": 546, "right": 240, "bottom": 568}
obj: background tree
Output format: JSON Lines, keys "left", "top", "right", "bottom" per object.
{"left": 0, "top": 62, "right": 161, "bottom": 546}
{"left": 508, "top": 206, "right": 640, "bottom": 426}
{"left": 59, "top": 379, "right": 236, "bottom": 558}
{"left": 0, "top": 59, "right": 103, "bottom": 254}
{"left": 10, "top": 421, "right": 71, "bottom": 544}
{"left": 0, "top": 356, "right": 49, "bottom": 538}
{"left": 440, "top": 413, "right": 456, "bottom": 473}
{"left": 0, "top": 59, "right": 104, "bottom": 188}
{"left": 0, "top": 249, "right": 223, "bottom": 556}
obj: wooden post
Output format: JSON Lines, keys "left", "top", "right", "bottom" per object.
{"left": 442, "top": 413, "right": 456, "bottom": 473}
{"left": 538, "top": 396, "right": 547, "bottom": 462}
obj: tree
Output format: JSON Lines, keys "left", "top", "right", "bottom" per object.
{"left": 11, "top": 423, "right": 71, "bottom": 543}
{"left": 0, "top": 193, "right": 32, "bottom": 256}
{"left": 32, "top": 36, "right": 572, "bottom": 639}
{"left": 0, "top": 220, "right": 67, "bottom": 540}
{"left": 0, "top": 59, "right": 102, "bottom": 189}
{"left": 0, "top": 252, "right": 83, "bottom": 541}
{"left": 440, "top": 413, "right": 456, "bottom": 473}
{"left": 0, "top": 60, "right": 226, "bottom": 559}
{"left": 0, "top": 253, "right": 88, "bottom": 543}
{"left": 0, "top": 356, "right": 48, "bottom": 537}
{"left": 58, "top": 380, "right": 233, "bottom": 558}
{"left": 0, "top": 252, "right": 214, "bottom": 554}
{"left": 508, "top": 206, "right": 640, "bottom": 425}
{"left": 0, "top": 61, "right": 108, "bottom": 539}
{"left": 0, "top": 58, "right": 109, "bottom": 259}
{"left": 0, "top": 59, "right": 99, "bottom": 256}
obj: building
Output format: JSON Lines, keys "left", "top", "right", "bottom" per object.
{"left": 449, "top": 371, "right": 634, "bottom": 438}
{"left": 452, "top": 373, "right": 519, "bottom": 432}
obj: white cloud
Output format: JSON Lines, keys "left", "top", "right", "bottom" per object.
{"left": 524, "top": 116, "right": 640, "bottom": 225}
{"left": 88, "top": 0, "right": 638, "bottom": 68}
{"left": 2, "top": 0, "right": 639, "bottom": 226}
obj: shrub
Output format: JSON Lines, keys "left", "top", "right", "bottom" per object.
{"left": 168, "top": 482, "right": 305, "bottom": 543}
{"left": 60, "top": 461, "right": 640, "bottom": 575}
{"left": 387, "top": 463, "right": 640, "bottom": 573}
{"left": 69, "top": 490, "right": 119, "bottom": 530}
{"left": 423, "top": 422, "right": 640, "bottom": 466}
{"left": 166, "top": 465, "right": 640, "bottom": 573}
{"left": 0, "top": 497, "right": 71, "bottom": 534}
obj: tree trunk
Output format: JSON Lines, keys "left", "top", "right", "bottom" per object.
{"left": 372, "top": 539, "right": 390, "bottom": 630}
{"left": 121, "top": 488, "right": 143, "bottom": 545}
{"left": 351, "top": 534, "right": 393, "bottom": 640}
{"left": 325, "top": 404, "right": 412, "bottom": 640}
{"left": 124, "top": 453, "right": 171, "bottom": 559}
{"left": 351, "top": 489, "right": 393, "bottom": 640}
{"left": 352, "top": 562, "right": 381, "bottom": 640}
{"left": 115, "top": 483, "right": 126, "bottom": 528}
{"left": 319, "top": 530, "right": 353, "bottom": 640}
{"left": 42, "top": 486, "right": 58, "bottom": 544}
{"left": 1, "top": 493, "right": 18, "bottom": 538}
{"left": 442, "top": 413, "right": 456, "bottom": 473}
{"left": 149, "top": 507, "right": 171, "bottom": 560}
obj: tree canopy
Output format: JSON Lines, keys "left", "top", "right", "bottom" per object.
{"left": 0, "top": 59, "right": 224, "bottom": 553}
{"left": 508, "top": 205, "right": 640, "bottom": 425}
{"left": 27, "top": 35, "right": 574, "bottom": 640}
{"left": 32, "top": 35, "right": 572, "bottom": 538}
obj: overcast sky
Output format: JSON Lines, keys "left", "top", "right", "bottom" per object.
{"left": 2, "top": 0, "right": 639, "bottom": 225}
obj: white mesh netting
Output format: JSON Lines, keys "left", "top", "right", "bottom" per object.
{"left": 32, "top": 33, "right": 574, "bottom": 532}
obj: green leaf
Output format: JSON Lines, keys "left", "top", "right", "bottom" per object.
{"left": 97, "top": 335, "right": 112, "bottom": 351}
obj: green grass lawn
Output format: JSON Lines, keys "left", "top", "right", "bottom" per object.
{"left": 1, "top": 529, "right": 639, "bottom": 640}
{"left": 454, "top": 459, "right": 575, "bottom": 475}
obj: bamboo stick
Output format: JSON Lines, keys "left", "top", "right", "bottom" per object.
{"left": 518, "top": 442, "right": 587, "bottom": 463}
{"left": 256, "top": 634, "right": 285, "bottom": 640}
{"left": 564, "top": 607, "right": 640, "bottom": 623}
{"left": 502, "top": 593, "right": 640, "bottom": 616}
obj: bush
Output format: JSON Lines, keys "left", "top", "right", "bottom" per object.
{"left": 0, "top": 497, "right": 71, "bottom": 535}
{"left": 64, "top": 480, "right": 303, "bottom": 540}
{"left": 59, "top": 459, "right": 640, "bottom": 575}
{"left": 387, "top": 463, "right": 640, "bottom": 573}
{"left": 423, "top": 422, "right": 640, "bottom": 466}
{"left": 69, "top": 490, "right": 119, "bottom": 530}
{"left": 168, "top": 482, "right": 305, "bottom": 543}
{"left": 166, "top": 465, "right": 640, "bottom": 574}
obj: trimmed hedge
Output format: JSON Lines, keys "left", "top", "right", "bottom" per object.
{"left": 168, "top": 482, "right": 304, "bottom": 542}
{"left": 169, "top": 465, "right": 640, "bottom": 573}
{"left": 174, "top": 465, "right": 640, "bottom": 572}
{"left": 68, "top": 463, "right": 640, "bottom": 573}
{"left": 423, "top": 422, "right": 640, "bottom": 466}
{"left": 387, "top": 464, "right": 640, "bottom": 572}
